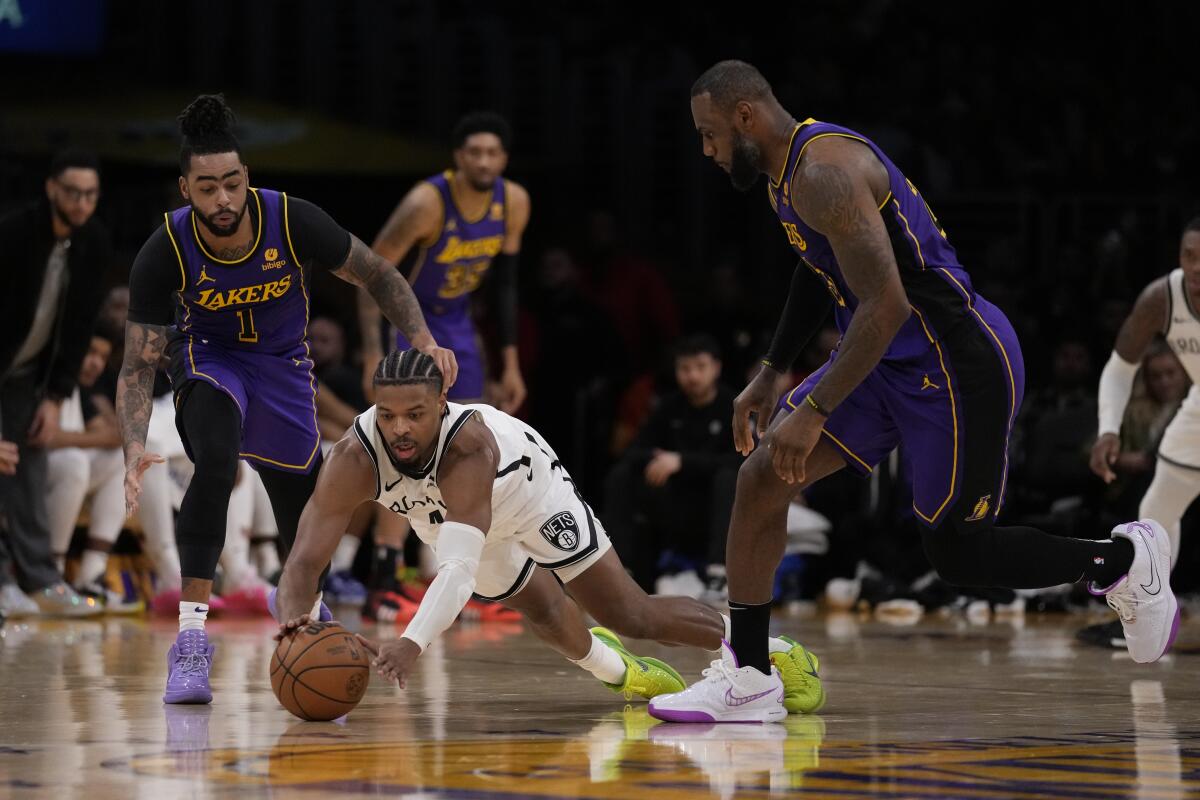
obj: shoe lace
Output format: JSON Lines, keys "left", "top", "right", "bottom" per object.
{"left": 1105, "top": 584, "right": 1136, "bottom": 623}
{"left": 699, "top": 657, "right": 737, "bottom": 686}
{"left": 175, "top": 636, "right": 211, "bottom": 676}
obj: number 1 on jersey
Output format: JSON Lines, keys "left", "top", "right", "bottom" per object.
{"left": 237, "top": 308, "right": 259, "bottom": 343}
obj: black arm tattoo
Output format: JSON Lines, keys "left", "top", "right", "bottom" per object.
{"left": 116, "top": 321, "right": 168, "bottom": 465}
{"left": 332, "top": 236, "right": 432, "bottom": 345}
{"left": 794, "top": 158, "right": 910, "bottom": 413}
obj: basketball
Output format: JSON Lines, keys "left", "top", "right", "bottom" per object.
{"left": 270, "top": 621, "right": 370, "bottom": 721}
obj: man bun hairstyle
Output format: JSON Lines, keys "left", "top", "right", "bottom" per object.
{"left": 178, "top": 93, "right": 242, "bottom": 174}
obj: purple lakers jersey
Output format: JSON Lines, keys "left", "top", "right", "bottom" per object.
{"left": 166, "top": 188, "right": 309, "bottom": 356}
{"left": 768, "top": 120, "right": 978, "bottom": 359}
{"left": 408, "top": 171, "right": 507, "bottom": 317}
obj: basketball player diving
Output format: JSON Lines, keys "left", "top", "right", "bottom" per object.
{"left": 273, "top": 350, "right": 825, "bottom": 713}
{"left": 649, "top": 61, "right": 1179, "bottom": 724}
{"left": 117, "top": 94, "right": 457, "bottom": 705}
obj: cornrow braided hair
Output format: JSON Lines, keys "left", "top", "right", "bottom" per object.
{"left": 373, "top": 349, "right": 444, "bottom": 393}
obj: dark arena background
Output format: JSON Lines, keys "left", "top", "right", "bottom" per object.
{"left": 1, "top": 2, "right": 1199, "bottom": 798}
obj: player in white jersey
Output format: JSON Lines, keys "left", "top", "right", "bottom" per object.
{"left": 1087, "top": 219, "right": 1200, "bottom": 647}
{"left": 274, "top": 350, "right": 825, "bottom": 713}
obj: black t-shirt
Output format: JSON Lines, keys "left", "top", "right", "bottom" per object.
{"left": 127, "top": 195, "right": 351, "bottom": 326}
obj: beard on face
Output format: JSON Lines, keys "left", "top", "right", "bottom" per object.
{"left": 51, "top": 195, "right": 85, "bottom": 231}
{"left": 466, "top": 171, "right": 494, "bottom": 192}
{"left": 195, "top": 202, "right": 247, "bottom": 238}
{"left": 729, "top": 130, "right": 763, "bottom": 192}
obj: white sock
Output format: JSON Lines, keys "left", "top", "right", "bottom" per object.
{"left": 720, "top": 613, "right": 792, "bottom": 654}
{"left": 570, "top": 633, "right": 628, "bottom": 684}
{"left": 310, "top": 593, "right": 324, "bottom": 619}
{"left": 332, "top": 535, "right": 360, "bottom": 574}
{"left": 77, "top": 549, "right": 109, "bottom": 588}
{"left": 179, "top": 601, "right": 209, "bottom": 632}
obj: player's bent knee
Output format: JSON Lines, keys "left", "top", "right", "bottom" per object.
{"left": 736, "top": 447, "right": 787, "bottom": 496}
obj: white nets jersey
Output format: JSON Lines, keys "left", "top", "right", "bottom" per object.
{"left": 1159, "top": 269, "right": 1200, "bottom": 469}
{"left": 350, "top": 402, "right": 611, "bottom": 599}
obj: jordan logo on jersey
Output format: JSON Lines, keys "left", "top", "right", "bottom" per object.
{"left": 965, "top": 495, "right": 991, "bottom": 522}
{"left": 197, "top": 266, "right": 216, "bottom": 285}
{"left": 921, "top": 374, "right": 940, "bottom": 391}
{"left": 540, "top": 511, "right": 579, "bottom": 551}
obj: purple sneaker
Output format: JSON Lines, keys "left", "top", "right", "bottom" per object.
{"left": 164, "top": 629, "right": 215, "bottom": 704}
{"left": 266, "top": 587, "right": 333, "bottom": 623}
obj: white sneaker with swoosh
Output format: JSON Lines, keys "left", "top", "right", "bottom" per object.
{"left": 648, "top": 640, "right": 786, "bottom": 723}
{"left": 1089, "top": 519, "right": 1180, "bottom": 664}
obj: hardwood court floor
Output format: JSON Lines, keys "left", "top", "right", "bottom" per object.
{"left": 0, "top": 609, "right": 1197, "bottom": 799}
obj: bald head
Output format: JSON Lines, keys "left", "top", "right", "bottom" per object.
{"left": 691, "top": 60, "right": 774, "bottom": 113}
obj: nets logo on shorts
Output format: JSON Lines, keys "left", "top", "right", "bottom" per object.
{"left": 539, "top": 511, "right": 579, "bottom": 552}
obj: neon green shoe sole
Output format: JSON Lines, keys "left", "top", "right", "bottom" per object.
{"left": 771, "top": 634, "right": 826, "bottom": 714}
{"left": 590, "top": 626, "right": 686, "bottom": 700}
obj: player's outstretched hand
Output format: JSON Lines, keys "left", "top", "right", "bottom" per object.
{"left": 1089, "top": 432, "right": 1121, "bottom": 484}
{"left": 356, "top": 634, "right": 421, "bottom": 689}
{"left": 733, "top": 367, "right": 781, "bottom": 456}
{"left": 274, "top": 613, "right": 313, "bottom": 642}
{"left": 124, "top": 451, "right": 166, "bottom": 515}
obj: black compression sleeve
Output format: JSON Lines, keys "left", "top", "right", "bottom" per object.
{"left": 489, "top": 252, "right": 519, "bottom": 347}
{"left": 127, "top": 225, "right": 181, "bottom": 326}
{"left": 763, "top": 262, "right": 832, "bottom": 371}
{"left": 285, "top": 195, "right": 353, "bottom": 271}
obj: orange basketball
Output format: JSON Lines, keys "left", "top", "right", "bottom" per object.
{"left": 270, "top": 621, "right": 369, "bottom": 721}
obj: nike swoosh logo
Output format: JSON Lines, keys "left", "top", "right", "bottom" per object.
{"left": 1131, "top": 523, "right": 1161, "bottom": 596}
{"left": 385, "top": 478, "right": 402, "bottom": 492}
{"left": 725, "top": 686, "right": 778, "bottom": 707}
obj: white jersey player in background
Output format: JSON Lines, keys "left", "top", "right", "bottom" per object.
{"left": 1088, "top": 219, "right": 1200, "bottom": 647}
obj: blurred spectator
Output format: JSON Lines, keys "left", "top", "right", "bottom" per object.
{"left": 604, "top": 334, "right": 742, "bottom": 597}
{"left": 1008, "top": 336, "right": 1099, "bottom": 536}
{"left": 0, "top": 150, "right": 110, "bottom": 618}
{"left": 310, "top": 315, "right": 367, "bottom": 443}
{"left": 44, "top": 329, "right": 140, "bottom": 611}
{"left": 579, "top": 210, "right": 680, "bottom": 379}
{"left": 526, "top": 246, "right": 623, "bottom": 482}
